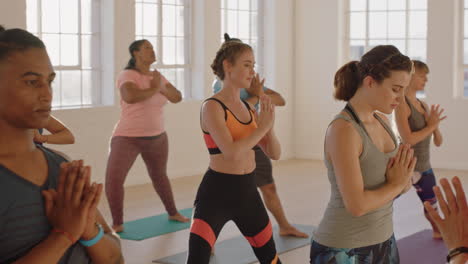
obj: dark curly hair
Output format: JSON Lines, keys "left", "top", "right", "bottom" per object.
{"left": 334, "top": 45, "right": 413, "bottom": 101}
{"left": 211, "top": 34, "right": 252, "bottom": 80}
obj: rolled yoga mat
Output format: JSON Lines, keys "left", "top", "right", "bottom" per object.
{"left": 153, "top": 224, "right": 314, "bottom": 264}
{"left": 118, "top": 208, "right": 193, "bottom": 241}
{"left": 396, "top": 229, "right": 447, "bottom": 264}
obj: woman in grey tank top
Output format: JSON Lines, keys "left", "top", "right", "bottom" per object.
{"left": 310, "top": 46, "right": 416, "bottom": 264}
{"left": 394, "top": 61, "right": 447, "bottom": 240}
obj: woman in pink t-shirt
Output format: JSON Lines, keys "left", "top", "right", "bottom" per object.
{"left": 105, "top": 39, "right": 189, "bottom": 232}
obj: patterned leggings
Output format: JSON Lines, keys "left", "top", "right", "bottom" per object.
{"left": 105, "top": 133, "right": 178, "bottom": 226}
{"left": 310, "top": 235, "right": 399, "bottom": 264}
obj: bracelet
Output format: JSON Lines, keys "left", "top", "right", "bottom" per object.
{"left": 52, "top": 229, "right": 76, "bottom": 244}
{"left": 79, "top": 223, "right": 104, "bottom": 247}
{"left": 447, "top": 247, "right": 468, "bottom": 263}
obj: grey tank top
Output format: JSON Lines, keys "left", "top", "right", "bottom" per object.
{"left": 313, "top": 112, "right": 398, "bottom": 248}
{"left": 405, "top": 97, "right": 431, "bottom": 172}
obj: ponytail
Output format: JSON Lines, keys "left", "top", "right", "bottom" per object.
{"left": 334, "top": 61, "right": 361, "bottom": 101}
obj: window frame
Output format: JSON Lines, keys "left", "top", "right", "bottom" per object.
{"left": 27, "top": 0, "right": 102, "bottom": 108}
{"left": 135, "top": 0, "right": 192, "bottom": 98}
{"left": 220, "top": 0, "right": 264, "bottom": 75}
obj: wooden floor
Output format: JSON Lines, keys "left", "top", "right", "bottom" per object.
{"left": 97, "top": 159, "right": 468, "bottom": 264}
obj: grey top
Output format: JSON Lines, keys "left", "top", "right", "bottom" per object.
{"left": 0, "top": 145, "right": 92, "bottom": 264}
{"left": 313, "top": 112, "right": 398, "bottom": 248}
{"left": 405, "top": 97, "right": 431, "bottom": 172}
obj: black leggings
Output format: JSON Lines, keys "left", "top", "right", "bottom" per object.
{"left": 187, "top": 169, "right": 281, "bottom": 264}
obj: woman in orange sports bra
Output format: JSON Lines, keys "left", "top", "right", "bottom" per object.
{"left": 186, "top": 41, "right": 281, "bottom": 264}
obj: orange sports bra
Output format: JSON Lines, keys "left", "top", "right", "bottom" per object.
{"left": 201, "top": 98, "right": 258, "bottom": 154}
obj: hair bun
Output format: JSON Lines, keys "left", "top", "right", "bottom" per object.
{"left": 224, "top": 33, "right": 231, "bottom": 41}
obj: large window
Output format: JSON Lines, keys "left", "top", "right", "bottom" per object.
{"left": 462, "top": 0, "right": 468, "bottom": 97}
{"left": 27, "top": 0, "right": 101, "bottom": 108}
{"left": 135, "top": 0, "right": 191, "bottom": 97}
{"left": 347, "top": 0, "right": 427, "bottom": 61}
{"left": 221, "top": 0, "right": 263, "bottom": 73}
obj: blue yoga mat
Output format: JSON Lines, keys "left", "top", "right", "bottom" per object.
{"left": 153, "top": 224, "right": 314, "bottom": 264}
{"left": 118, "top": 208, "right": 193, "bottom": 241}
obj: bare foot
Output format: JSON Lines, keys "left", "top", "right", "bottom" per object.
{"left": 169, "top": 212, "right": 190, "bottom": 223}
{"left": 279, "top": 226, "right": 309, "bottom": 238}
{"left": 112, "top": 225, "right": 124, "bottom": 233}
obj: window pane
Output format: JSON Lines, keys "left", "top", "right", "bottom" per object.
{"left": 61, "top": 71, "right": 82, "bottom": 106}
{"left": 26, "top": 0, "right": 38, "bottom": 33}
{"left": 408, "top": 39, "right": 426, "bottom": 60}
{"left": 369, "top": 12, "right": 387, "bottom": 39}
{"left": 176, "top": 68, "right": 185, "bottom": 97}
{"left": 251, "top": 12, "right": 258, "bottom": 37}
{"left": 464, "top": 39, "right": 468, "bottom": 64}
{"left": 464, "top": 69, "right": 468, "bottom": 97}
{"left": 388, "top": 39, "right": 406, "bottom": 54}
{"left": 163, "top": 4, "right": 176, "bottom": 36}
{"left": 238, "top": 0, "right": 250, "bottom": 10}
{"left": 350, "top": 0, "right": 366, "bottom": 11}
{"left": 388, "top": 11, "right": 405, "bottom": 38}
{"left": 82, "top": 35, "right": 92, "bottom": 68}
{"left": 350, "top": 12, "right": 366, "bottom": 39}
{"left": 51, "top": 71, "right": 62, "bottom": 107}
{"left": 409, "top": 11, "right": 427, "bottom": 38}
{"left": 61, "top": 35, "right": 79, "bottom": 66}
{"left": 369, "top": 0, "right": 387, "bottom": 11}
{"left": 227, "top": 10, "right": 239, "bottom": 36}
{"left": 238, "top": 11, "right": 250, "bottom": 39}
{"left": 409, "top": 0, "right": 427, "bottom": 10}
{"left": 163, "top": 37, "right": 176, "bottom": 64}
{"left": 136, "top": 3, "right": 143, "bottom": 36}
{"left": 82, "top": 70, "right": 93, "bottom": 105}
{"left": 42, "top": 0, "right": 60, "bottom": 33}
{"left": 81, "top": 0, "right": 92, "bottom": 33}
{"left": 350, "top": 39, "right": 365, "bottom": 60}
{"left": 465, "top": 10, "right": 468, "bottom": 38}
{"left": 143, "top": 3, "right": 158, "bottom": 36}
{"left": 42, "top": 34, "right": 60, "bottom": 65}
{"left": 160, "top": 69, "right": 176, "bottom": 85}
{"left": 60, "top": 0, "right": 79, "bottom": 33}
{"left": 227, "top": 0, "right": 238, "bottom": 10}
{"left": 176, "top": 37, "right": 185, "bottom": 64}
{"left": 388, "top": 0, "right": 406, "bottom": 10}
{"left": 176, "top": 6, "right": 185, "bottom": 36}
{"left": 251, "top": 0, "right": 258, "bottom": 11}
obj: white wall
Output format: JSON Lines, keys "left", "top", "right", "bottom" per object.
{"left": 294, "top": 0, "right": 468, "bottom": 171}
{"left": 1, "top": 0, "right": 296, "bottom": 186}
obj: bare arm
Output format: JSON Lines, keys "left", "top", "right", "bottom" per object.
{"left": 83, "top": 211, "right": 123, "bottom": 264}
{"left": 420, "top": 102, "right": 444, "bottom": 147}
{"left": 394, "top": 102, "right": 435, "bottom": 146}
{"left": 327, "top": 119, "right": 414, "bottom": 217}
{"left": 265, "top": 88, "right": 286, "bottom": 106}
{"left": 161, "top": 82, "right": 182, "bottom": 103}
{"left": 37, "top": 115, "right": 75, "bottom": 144}
{"left": 258, "top": 129, "right": 281, "bottom": 160}
{"left": 202, "top": 99, "right": 271, "bottom": 161}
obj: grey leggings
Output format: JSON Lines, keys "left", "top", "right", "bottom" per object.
{"left": 105, "top": 133, "right": 178, "bottom": 225}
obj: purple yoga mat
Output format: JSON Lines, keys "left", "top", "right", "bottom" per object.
{"left": 397, "top": 229, "right": 447, "bottom": 264}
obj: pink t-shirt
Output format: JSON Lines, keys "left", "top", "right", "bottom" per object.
{"left": 112, "top": 69, "right": 169, "bottom": 137}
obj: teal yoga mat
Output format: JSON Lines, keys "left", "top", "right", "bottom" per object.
{"left": 153, "top": 224, "right": 314, "bottom": 264}
{"left": 118, "top": 208, "right": 193, "bottom": 241}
